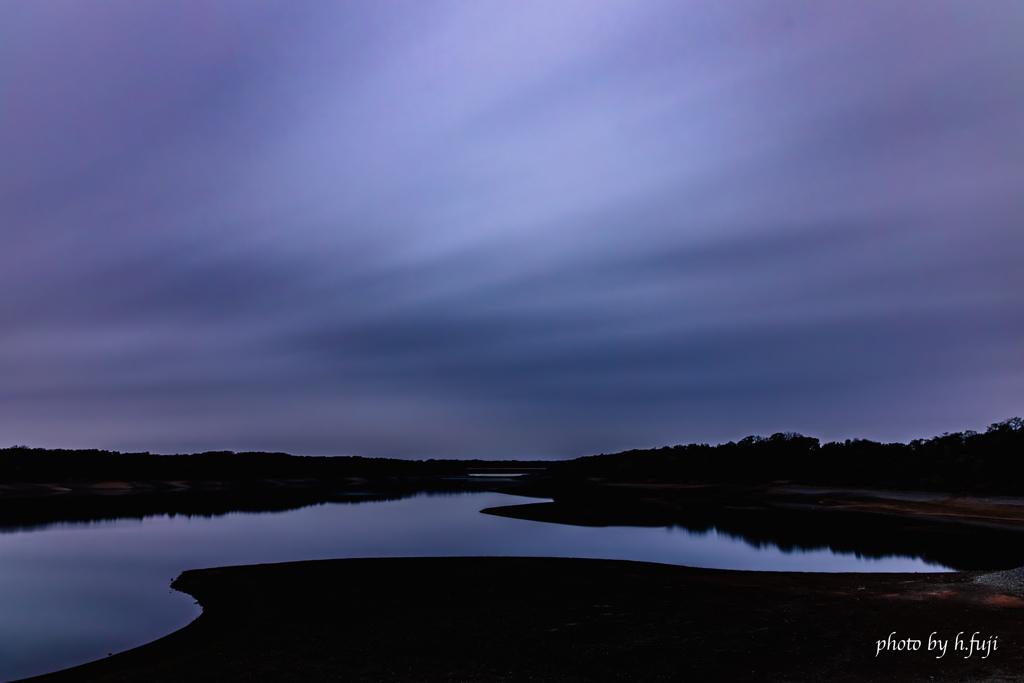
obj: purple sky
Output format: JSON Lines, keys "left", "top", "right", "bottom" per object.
{"left": 2, "top": 1, "right": 1022, "bottom": 458}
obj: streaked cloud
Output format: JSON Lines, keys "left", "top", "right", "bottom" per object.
{"left": 1, "top": 1, "right": 1021, "bottom": 457}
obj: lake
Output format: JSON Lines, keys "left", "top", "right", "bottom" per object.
{"left": 0, "top": 488, "right": 950, "bottom": 682}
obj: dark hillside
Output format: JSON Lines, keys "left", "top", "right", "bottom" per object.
{"left": 550, "top": 418, "right": 1024, "bottom": 495}
{"left": 0, "top": 448, "right": 547, "bottom": 484}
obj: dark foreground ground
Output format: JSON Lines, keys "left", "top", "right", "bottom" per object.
{"left": 22, "top": 557, "right": 1024, "bottom": 683}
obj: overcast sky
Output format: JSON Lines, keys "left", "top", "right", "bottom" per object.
{"left": 2, "top": 1, "right": 1022, "bottom": 458}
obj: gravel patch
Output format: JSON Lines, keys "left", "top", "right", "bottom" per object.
{"left": 974, "top": 566, "right": 1024, "bottom": 593}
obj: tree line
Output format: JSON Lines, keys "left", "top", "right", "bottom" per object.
{"left": 2, "top": 418, "right": 1021, "bottom": 494}
{"left": 549, "top": 418, "right": 1024, "bottom": 494}
{"left": 0, "top": 448, "right": 545, "bottom": 484}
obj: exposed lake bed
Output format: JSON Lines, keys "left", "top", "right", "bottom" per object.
{"left": 22, "top": 556, "right": 1024, "bottom": 683}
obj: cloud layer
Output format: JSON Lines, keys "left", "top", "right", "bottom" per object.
{"left": 2, "top": 1, "right": 1022, "bottom": 457}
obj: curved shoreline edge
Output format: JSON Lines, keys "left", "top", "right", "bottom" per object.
{"left": 17, "top": 556, "right": 1024, "bottom": 682}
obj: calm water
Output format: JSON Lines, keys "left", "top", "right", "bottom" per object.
{"left": 0, "top": 490, "right": 950, "bottom": 681}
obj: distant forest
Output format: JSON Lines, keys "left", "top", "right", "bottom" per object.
{"left": 0, "top": 449, "right": 543, "bottom": 484}
{"left": 548, "top": 417, "right": 1024, "bottom": 495}
{"left": 1, "top": 418, "right": 1022, "bottom": 494}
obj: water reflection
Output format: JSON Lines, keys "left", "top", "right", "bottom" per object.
{"left": 481, "top": 499, "right": 1024, "bottom": 571}
{"left": 0, "top": 489, "right": 951, "bottom": 682}
{"left": 0, "top": 478, "right": 504, "bottom": 535}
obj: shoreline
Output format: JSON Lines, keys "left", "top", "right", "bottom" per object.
{"left": 485, "top": 483, "right": 1024, "bottom": 571}
{"left": 19, "top": 556, "right": 1024, "bottom": 682}
{"left": 0, "top": 476, "right": 522, "bottom": 532}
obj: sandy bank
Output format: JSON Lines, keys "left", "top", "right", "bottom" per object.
{"left": 19, "top": 557, "right": 1024, "bottom": 682}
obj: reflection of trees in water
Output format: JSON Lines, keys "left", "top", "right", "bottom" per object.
{"left": 484, "top": 500, "right": 1024, "bottom": 571}
{"left": 0, "top": 480, "right": 503, "bottom": 534}
{"left": 678, "top": 509, "right": 1007, "bottom": 570}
